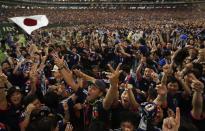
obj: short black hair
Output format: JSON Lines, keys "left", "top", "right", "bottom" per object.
{"left": 44, "top": 92, "right": 59, "bottom": 110}
{"left": 1, "top": 60, "right": 11, "bottom": 66}
{"left": 122, "top": 65, "right": 131, "bottom": 74}
{"left": 6, "top": 86, "right": 22, "bottom": 103}
{"left": 120, "top": 111, "right": 140, "bottom": 128}
{"left": 48, "top": 47, "right": 54, "bottom": 54}
{"left": 23, "top": 94, "right": 39, "bottom": 107}
{"left": 89, "top": 121, "right": 108, "bottom": 131}
{"left": 26, "top": 116, "right": 58, "bottom": 131}
{"left": 167, "top": 76, "right": 178, "bottom": 84}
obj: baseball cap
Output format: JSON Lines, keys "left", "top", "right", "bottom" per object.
{"left": 6, "top": 86, "right": 21, "bottom": 99}
{"left": 91, "top": 79, "right": 107, "bottom": 93}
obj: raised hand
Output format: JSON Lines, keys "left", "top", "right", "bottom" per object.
{"left": 38, "top": 55, "right": 47, "bottom": 72}
{"left": 191, "top": 79, "right": 204, "bottom": 93}
{"left": 0, "top": 70, "right": 8, "bottom": 87}
{"left": 0, "top": 72, "right": 8, "bottom": 82}
{"left": 73, "top": 69, "right": 83, "bottom": 78}
{"left": 17, "top": 60, "right": 24, "bottom": 66}
{"left": 52, "top": 52, "right": 65, "bottom": 69}
{"left": 65, "top": 122, "right": 73, "bottom": 131}
{"left": 174, "top": 71, "right": 182, "bottom": 80}
{"left": 125, "top": 83, "right": 133, "bottom": 90}
{"left": 29, "top": 64, "right": 38, "bottom": 82}
{"left": 107, "top": 63, "right": 123, "bottom": 87}
{"left": 76, "top": 77, "right": 83, "bottom": 88}
{"left": 25, "top": 103, "right": 36, "bottom": 114}
{"left": 156, "top": 84, "right": 167, "bottom": 96}
{"left": 41, "top": 55, "right": 47, "bottom": 64}
{"left": 162, "top": 107, "right": 180, "bottom": 131}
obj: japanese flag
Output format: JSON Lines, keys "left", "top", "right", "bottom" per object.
{"left": 9, "top": 15, "right": 49, "bottom": 35}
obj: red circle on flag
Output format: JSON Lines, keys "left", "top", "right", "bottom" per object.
{"left": 23, "top": 18, "right": 37, "bottom": 26}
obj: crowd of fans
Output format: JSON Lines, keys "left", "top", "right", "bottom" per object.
{"left": 1, "top": 8, "right": 205, "bottom": 24}
{"left": 0, "top": 7, "right": 205, "bottom": 131}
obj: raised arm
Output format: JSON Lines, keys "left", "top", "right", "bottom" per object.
{"left": 175, "top": 71, "right": 191, "bottom": 96}
{"left": 161, "top": 64, "right": 171, "bottom": 85}
{"left": 119, "top": 45, "right": 131, "bottom": 58}
{"left": 53, "top": 53, "right": 79, "bottom": 92}
{"left": 20, "top": 103, "right": 36, "bottom": 131}
{"left": 136, "top": 55, "right": 146, "bottom": 80}
{"left": 191, "top": 79, "right": 204, "bottom": 119}
{"left": 157, "top": 31, "right": 164, "bottom": 44}
{"left": 62, "top": 102, "right": 70, "bottom": 123}
{"left": 162, "top": 107, "right": 180, "bottom": 131}
{"left": 126, "top": 84, "right": 139, "bottom": 109}
{"left": 73, "top": 69, "right": 96, "bottom": 84}
{"left": 0, "top": 70, "right": 8, "bottom": 110}
{"left": 37, "top": 55, "right": 47, "bottom": 72}
{"left": 13, "top": 61, "right": 24, "bottom": 75}
{"left": 154, "top": 84, "right": 167, "bottom": 107}
{"left": 27, "top": 64, "right": 38, "bottom": 96}
{"left": 103, "top": 63, "right": 122, "bottom": 110}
